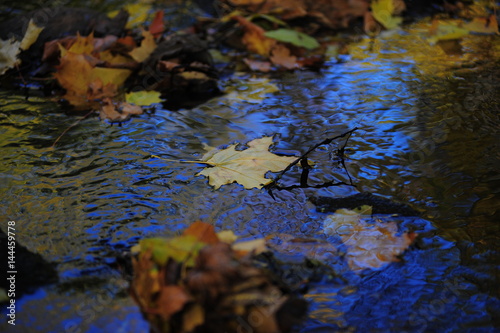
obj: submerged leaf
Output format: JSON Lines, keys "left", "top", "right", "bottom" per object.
{"left": 324, "top": 206, "right": 415, "bottom": 272}
{"left": 197, "top": 136, "right": 296, "bottom": 189}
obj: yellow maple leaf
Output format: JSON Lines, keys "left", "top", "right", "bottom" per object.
{"left": 126, "top": 90, "right": 162, "bottom": 106}
{"left": 196, "top": 136, "right": 296, "bottom": 189}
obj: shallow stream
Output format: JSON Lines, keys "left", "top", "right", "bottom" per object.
{"left": 1, "top": 21, "right": 499, "bottom": 332}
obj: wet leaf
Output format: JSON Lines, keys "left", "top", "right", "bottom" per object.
{"left": 129, "top": 30, "right": 157, "bottom": 63}
{"left": 270, "top": 44, "right": 297, "bottom": 69}
{"left": 139, "top": 234, "right": 207, "bottom": 267}
{"left": 99, "top": 99, "right": 143, "bottom": 123}
{"left": 197, "top": 136, "right": 296, "bottom": 189}
{"left": 264, "top": 28, "right": 319, "bottom": 50}
{"left": 233, "top": 15, "right": 276, "bottom": 56}
{"left": 149, "top": 10, "right": 166, "bottom": 38}
{"left": 371, "top": 0, "right": 403, "bottom": 30}
{"left": 183, "top": 221, "right": 219, "bottom": 245}
{"left": 125, "top": 91, "right": 162, "bottom": 106}
{"left": 243, "top": 58, "right": 272, "bottom": 72}
{"left": 232, "top": 238, "right": 267, "bottom": 256}
{"left": 109, "top": 3, "right": 151, "bottom": 29}
{"left": 463, "top": 15, "right": 499, "bottom": 35}
{"left": 427, "top": 20, "right": 469, "bottom": 44}
{"left": 19, "top": 19, "right": 44, "bottom": 51}
{"left": 156, "top": 285, "right": 192, "bottom": 320}
{"left": 323, "top": 206, "right": 416, "bottom": 272}
{"left": 0, "top": 19, "right": 43, "bottom": 75}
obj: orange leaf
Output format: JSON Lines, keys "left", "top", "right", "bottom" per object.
{"left": 150, "top": 10, "right": 165, "bottom": 38}
{"left": 233, "top": 15, "right": 276, "bottom": 56}
{"left": 183, "top": 221, "right": 219, "bottom": 244}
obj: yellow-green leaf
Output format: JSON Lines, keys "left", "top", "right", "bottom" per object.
{"left": 139, "top": 235, "right": 207, "bottom": 267}
{"left": 372, "top": 0, "right": 402, "bottom": 30}
{"left": 196, "top": 136, "right": 296, "bottom": 189}
{"left": 126, "top": 91, "right": 162, "bottom": 106}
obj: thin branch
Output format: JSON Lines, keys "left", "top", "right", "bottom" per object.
{"left": 52, "top": 110, "right": 94, "bottom": 148}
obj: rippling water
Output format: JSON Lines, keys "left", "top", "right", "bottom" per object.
{"left": 0, "top": 27, "right": 499, "bottom": 332}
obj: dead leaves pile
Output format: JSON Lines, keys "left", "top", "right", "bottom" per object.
{"left": 131, "top": 221, "right": 307, "bottom": 333}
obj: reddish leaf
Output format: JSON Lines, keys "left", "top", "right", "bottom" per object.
{"left": 156, "top": 285, "right": 192, "bottom": 320}
{"left": 183, "top": 221, "right": 219, "bottom": 244}
{"left": 150, "top": 10, "right": 165, "bottom": 38}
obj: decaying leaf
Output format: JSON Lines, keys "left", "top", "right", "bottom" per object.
{"left": 197, "top": 136, "right": 296, "bottom": 189}
{"left": 0, "top": 19, "right": 44, "bottom": 75}
{"left": 131, "top": 221, "right": 306, "bottom": 333}
{"left": 99, "top": 98, "right": 143, "bottom": 123}
{"left": 323, "top": 206, "right": 416, "bottom": 272}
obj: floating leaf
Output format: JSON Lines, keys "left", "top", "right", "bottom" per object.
{"left": 196, "top": 136, "right": 296, "bottom": 189}
{"left": 323, "top": 206, "right": 416, "bottom": 272}
{"left": 126, "top": 91, "right": 162, "bottom": 106}
{"left": 264, "top": 28, "right": 319, "bottom": 49}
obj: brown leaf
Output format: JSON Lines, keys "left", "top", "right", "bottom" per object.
{"left": 243, "top": 58, "right": 272, "bottom": 72}
{"left": 270, "top": 44, "right": 297, "bottom": 69}
{"left": 233, "top": 15, "right": 276, "bottom": 56}
{"left": 183, "top": 221, "right": 219, "bottom": 245}
{"left": 99, "top": 98, "right": 143, "bottom": 123}
{"left": 156, "top": 285, "right": 192, "bottom": 320}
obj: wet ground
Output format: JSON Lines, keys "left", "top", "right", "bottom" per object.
{"left": 1, "top": 18, "right": 499, "bottom": 333}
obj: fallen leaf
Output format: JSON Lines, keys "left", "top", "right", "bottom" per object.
{"left": 224, "top": 76, "right": 279, "bottom": 103}
{"left": 270, "top": 44, "right": 297, "bottom": 69}
{"left": 216, "top": 230, "right": 239, "bottom": 244}
{"left": 125, "top": 90, "right": 162, "bottom": 106}
{"left": 323, "top": 206, "right": 415, "bottom": 272}
{"left": 99, "top": 98, "right": 144, "bottom": 123}
{"left": 371, "top": 0, "right": 403, "bottom": 30}
{"left": 19, "top": 19, "right": 44, "bottom": 51}
{"left": 427, "top": 20, "right": 469, "bottom": 44}
{"left": 463, "top": 15, "right": 499, "bottom": 35}
{"left": 129, "top": 30, "right": 157, "bottom": 63}
{"left": 0, "top": 19, "right": 44, "bottom": 75}
{"left": 232, "top": 238, "right": 267, "bottom": 257}
{"left": 139, "top": 235, "right": 207, "bottom": 267}
{"left": 183, "top": 221, "right": 220, "bottom": 245}
{"left": 196, "top": 136, "right": 296, "bottom": 189}
{"left": 182, "top": 304, "right": 205, "bottom": 332}
{"left": 109, "top": 3, "right": 151, "bottom": 29}
{"left": 150, "top": 10, "right": 165, "bottom": 38}
{"left": 156, "top": 285, "right": 192, "bottom": 320}
{"left": 243, "top": 58, "right": 272, "bottom": 72}
{"left": 233, "top": 15, "right": 276, "bottom": 56}
{"left": 264, "top": 28, "right": 319, "bottom": 50}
